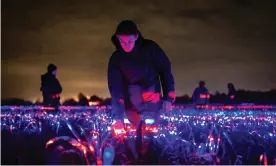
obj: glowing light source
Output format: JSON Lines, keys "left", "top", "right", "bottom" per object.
{"left": 145, "top": 119, "right": 155, "bottom": 124}
{"left": 1, "top": 105, "right": 276, "bottom": 165}
{"left": 88, "top": 101, "right": 100, "bottom": 106}
{"left": 200, "top": 94, "right": 210, "bottom": 99}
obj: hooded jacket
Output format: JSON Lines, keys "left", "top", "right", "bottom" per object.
{"left": 40, "top": 73, "right": 62, "bottom": 95}
{"left": 107, "top": 31, "right": 175, "bottom": 118}
{"left": 192, "top": 87, "right": 209, "bottom": 105}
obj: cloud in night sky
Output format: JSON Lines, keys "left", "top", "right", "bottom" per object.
{"left": 1, "top": 0, "right": 276, "bottom": 101}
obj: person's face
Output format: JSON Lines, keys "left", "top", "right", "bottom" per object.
{"left": 117, "top": 34, "right": 138, "bottom": 52}
{"left": 52, "top": 69, "right": 57, "bottom": 76}
{"left": 199, "top": 82, "right": 205, "bottom": 88}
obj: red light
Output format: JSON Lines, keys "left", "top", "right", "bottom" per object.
{"left": 46, "top": 140, "right": 54, "bottom": 147}
{"left": 200, "top": 94, "right": 210, "bottom": 99}
{"left": 142, "top": 92, "right": 160, "bottom": 103}
{"left": 200, "top": 94, "right": 206, "bottom": 99}
{"left": 144, "top": 126, "right": 158, "bottom": 133}
{"left": 216, "top": 157, "right": 220, "bottom": 163}
{"left": 260, "top": 154, "right": 263, "bottom": 162}
{"left": 89, "top": 145, "right": 95, "bottom": 152}
{"left": 97, "top": 158, "right": 103, "bottom": 165}
{"left": 114, "top": 129, "right": 126, "bottom": 135}
{"left": 42, "top": 107, "right": 55, "bottom": 110}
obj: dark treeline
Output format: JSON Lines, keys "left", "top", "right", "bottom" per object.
{"left": 2, "top": 89, "right": 276, "bottom": 106}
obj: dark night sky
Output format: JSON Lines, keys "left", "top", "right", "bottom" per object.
{"left": 1, "top": 0, "right": 276, "bottom": 102}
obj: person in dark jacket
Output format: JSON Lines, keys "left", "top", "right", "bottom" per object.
{"left": 227, "top": 83, "right": 236, "bottom": 105}
{"left": 40, "top": 64, "right": 62, "bottom": 108}
{"left": 107, "top": 20, "right": 175, "bottom": 159}
{"left": 192, "top": 81, "right": 210, "bottom": 106}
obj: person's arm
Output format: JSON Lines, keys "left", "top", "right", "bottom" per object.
{"left": 153, "top": 42, "right": 175, "bottom": 102}
{"left": 40, "top": 75, "right": 44, "bottom": 91}
{"left": 55, "top": 79, "right": 62, "bottom": 94}
{"left": 107, "top": 54, "right": 125, "bottom": 120}
{"left": 192, "top": 89, "right": 198, "bottom": 103}
{"left": 40, "top": 75, "right": 49, "bottom": 92}
{"left": 47, "top": 77, "right": 62, "bottom": 94}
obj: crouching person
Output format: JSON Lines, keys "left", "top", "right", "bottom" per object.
{"left": 108, "top": 20, "right": 175, "bottom": 160}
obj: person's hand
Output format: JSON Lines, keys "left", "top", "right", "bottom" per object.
{"left": 119, "top": 98, "right": 124, "bottom": 104}
{"left": 111, "top": 120, "right": 125, "bottom": 135}
{"left": 111, "top": 98, "right": 124, "bottom": 119}
{"left": 142, "top": 92, "right": 160, "bottom": 103}
{"left": 168, "top": 91, "right": 176, "bottom": 103}
{"left": 162, "top": 100, "right": 172, "bottom": 112}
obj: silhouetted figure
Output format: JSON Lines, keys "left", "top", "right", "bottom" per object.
{"left": 192, "top": 81, "right": 210, "bottom": 106}
{"left": 108, "top": 20, "right": 175, "bottom": 159}
{"left": 227, "top": 83, "right": 236, "bottom": 105}
{"left": 40, "top": 64, "right": 62, "bottom": 109}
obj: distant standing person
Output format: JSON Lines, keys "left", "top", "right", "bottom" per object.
{"left": 40, "top": 64, "right": 62, "bottom": 109}
{"left": 192, "top": 81, "right": 210, "bottom": 106}
{"left": 227, "top": 83, "right": 236, "bottom": 105}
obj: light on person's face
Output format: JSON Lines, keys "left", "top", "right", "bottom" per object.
{"left": 52, "top": 69, "right": 57, "bottom": 76}
{"left": 117, "top": 34, "right": 138, "bottom": 52}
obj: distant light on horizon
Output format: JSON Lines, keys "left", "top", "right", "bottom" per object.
{"left": 73, "top": 96, "right": 79, "bottom": 102}
{"left": 89, "top": 101, "right": 100, "bottom": 106}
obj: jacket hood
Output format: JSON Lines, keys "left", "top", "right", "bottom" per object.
{"left": 111, "top": 20, "right": 144, "bottom": 51}
{"left": 41, "top": 72, "right": 55, "bottom": 80}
